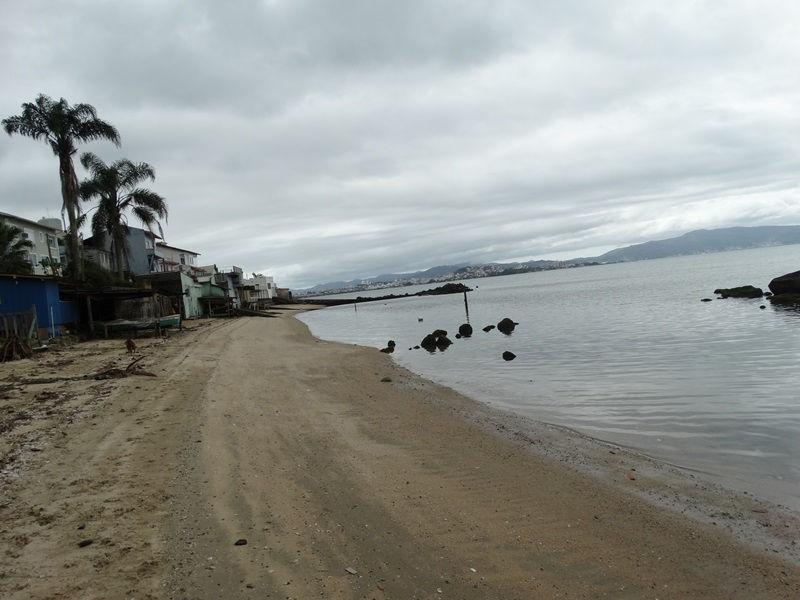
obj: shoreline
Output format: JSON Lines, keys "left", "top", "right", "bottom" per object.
{"left": 298, "top": 311, "right": 800, "bottom": 566}
{"left": 1, "top": 310, "right": 798, "bottom": 598}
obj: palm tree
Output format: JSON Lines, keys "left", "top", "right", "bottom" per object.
{"left": 0, "top": 220, "right": 35, "bottom": 275}
{"left": 79, "top": 152, "right": 168, "bottom": 280}
{"left": 2, "top": 94, "right": 120, "bottom": 279}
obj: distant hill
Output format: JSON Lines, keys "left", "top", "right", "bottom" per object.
{"left": 298, "top": 226, "right": 800, "bottom": 294}
{"left": 301, "top": 263, "right": 470, "bottom": 294}
{"left": 591, "top": 226, "right": 800, "bottom": 263}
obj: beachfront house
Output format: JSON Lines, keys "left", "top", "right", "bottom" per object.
{"left": 0, "top": 274, "right": 77, "bottom": 338}
{"left": 241, "top": 273, "right": 278, "bottom": 309}
{"left": 0, "top": 211, "right": 66, "bottom": 275}
{"left": 83, "top": 226, "right": 159, "bottom": 277}
{"left": 152, "top": 242, "right": 201, "bottom": 274}
{"left": 136, "top": 271, "right": 204, "bottom": 319}
{"left": 194, "top": 265, "right": 230, "bottom": 316}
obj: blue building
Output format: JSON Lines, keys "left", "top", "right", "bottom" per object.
{"left": 0, "top": 274, "right": 77, "bottom": 338}
{"left": 84, "top": 227, "right": 158, "bottom": 276}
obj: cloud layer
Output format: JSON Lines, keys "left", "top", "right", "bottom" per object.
{"left": 2, "top": 1, "right": 799, "bottom": 287}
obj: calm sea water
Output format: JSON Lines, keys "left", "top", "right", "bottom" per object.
{"left": 298, "top": 246, "right": 800, "bottom": 507}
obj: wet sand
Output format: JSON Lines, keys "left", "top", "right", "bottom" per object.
{"left": 1, "top": 311, "right": 799, "bottom": 599}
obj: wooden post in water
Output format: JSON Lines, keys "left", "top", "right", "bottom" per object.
{"left": 463, "top": 291, "right": 470, "bottom": 323}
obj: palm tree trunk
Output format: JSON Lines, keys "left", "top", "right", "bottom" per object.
{"left": 113, "top": 235, "right": 125, "bottom": 281}
{"left": 58, "top": 153, "right": 83, "bottom": 280}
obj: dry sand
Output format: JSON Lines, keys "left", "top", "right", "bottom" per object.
{"left": 1, "top": 309, "right": 799, "bottom": 599}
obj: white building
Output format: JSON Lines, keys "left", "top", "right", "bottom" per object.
{"left": 243, "top": 274, "right": 277, "bottom": 299}
{"left": 152, "top": 242, "right": 201, "bottom": 274}
{"left": 0, "top": 211, "right": 65, "bottom": 275}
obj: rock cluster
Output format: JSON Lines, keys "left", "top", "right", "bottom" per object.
{"left": 409, "top": 317, "right": 519, "bottom": 361}
{"left": 767, "top": 271, "right": 800, "bottom": 306}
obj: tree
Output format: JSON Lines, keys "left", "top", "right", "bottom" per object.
{"left": 2, "top": 95, "right": 120, "bottom": 279}
{"left": 0, "top": 220, "right": 34, "bottom": 275}
{"left": 79, "top": 152, "right": 168, "bottom": 280}
{"left": 39, "top": 257, "right": 61, "bottom": 276}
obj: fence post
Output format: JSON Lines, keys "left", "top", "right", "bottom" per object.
{"left": 28, "top": 306, "right": 36, "bottom": 340}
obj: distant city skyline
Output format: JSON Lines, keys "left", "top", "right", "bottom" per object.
{"left": 2, "top": 1, "right": 799, "bottom": 287}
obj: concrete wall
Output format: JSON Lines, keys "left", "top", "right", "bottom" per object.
{"left": 180, "top": 272, "right": 203, "bottom": 318}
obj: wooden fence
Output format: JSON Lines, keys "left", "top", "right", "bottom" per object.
{"left": 0, "top": 306, "right": 38, "bottom": 340}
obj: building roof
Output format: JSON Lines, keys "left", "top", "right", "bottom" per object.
{"left": 0, "top": 272, "right": 62, "bottom": 283}
{"left": 156, "top": 242, "right": 201, "bottom": 255}
{"left": 0, "top": 211, "right": 62, "bottom": 231}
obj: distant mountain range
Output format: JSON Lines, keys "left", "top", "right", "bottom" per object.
{"left": 298, "top": 225, "right": 800, "bottom": 295}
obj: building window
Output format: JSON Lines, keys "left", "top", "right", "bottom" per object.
{"left": 38, "top": 231, "right": 46, "bottom": 243}
{"left": 48, "top": 234, "right": 57, "bottom": 247}
{"left": 180, "top": 254, "right": 186, "bottom": 265}
{"left": 145, "top": 237, "right": 154, "bottom": 250}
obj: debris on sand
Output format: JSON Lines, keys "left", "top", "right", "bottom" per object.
{"left": 1, "top": 334, "right": 33, "bottom": 362}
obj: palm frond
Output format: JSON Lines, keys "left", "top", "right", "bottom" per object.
{"left": 118, "top": 161, "right": 156, "bottom": 189}
{"left": 74, "top": 117, "right": 120, "bottom": 146}
{"left": 128, "top": 188, "right": 168, "bottom": 219}
{"left": 80, "top": 151, "right": 108, "bottom": 176}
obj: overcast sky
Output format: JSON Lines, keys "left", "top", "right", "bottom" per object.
{"left": 1, "top": 1, "right": 799, "bottom": 287}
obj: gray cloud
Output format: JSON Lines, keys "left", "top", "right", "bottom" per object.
{"left": 1, "top": 1, "right": 799, "bottom": 287}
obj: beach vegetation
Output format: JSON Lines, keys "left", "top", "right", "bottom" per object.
{"left": 2, "top": 94, "right": 120, "bottom": 280}
{"left": 79, "top": 152, "right": 168, "bottom": 280}
{"left": 0, "top": 220, "right": 35, "bottom": 275}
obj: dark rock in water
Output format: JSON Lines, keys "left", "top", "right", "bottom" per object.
{"left": 482, "top": 325, "right": 495, "bottom": 332}
{"left": 455, "top": 334, "right": 461, "bottom": 339}
{"left": 413, "top": 345, "right": 420, "bottom": 350}
{"left": 387, "top": 340, "right": 396, "bottom": 347}
{"left": 380, "top": 346, "right": 394, "bottom": 354}
{"left": 417, "top": 282, "right": 473, "bottom": 296}
{"left": 432, "top": 329, "right": 448, "bottom": 338}
{"left": 497, "top": 318, "right": 517, "bottom": 335}
{"left": 700, "top": 298, "right": 712, "bottom": 302}
{"left": 769, "top": 270, "right": 800, "bottom": 296}
{"left": 769, "top": 293, "right": 800, "bottom": 306}
{"left": 713, "top": 285, "right": 763, "bottom": 299}
{"left": 420, "top": 334, "right": 438, "bottom": 352}
{"left": 435, "top": 336, "right": 453, "bottom": 351}
{"left": 760, "top": 305, "right": 766, "bottom": 309}
{"left": 408, "top": 347, "right": 413, "bottom": 350}
{"left": 458, "top": 323, "right": 473, "bottom": 338}
{"left": 764, "top": 292, "right": 773, "bottom": 297}
{"left": 502, "top": 351, "right": 516, "bottom": 361}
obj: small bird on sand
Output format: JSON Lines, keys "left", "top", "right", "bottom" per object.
{"left": 125, "top": 338, "right": 137, "bottom": 354}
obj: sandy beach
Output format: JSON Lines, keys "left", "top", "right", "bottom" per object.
{"left": 1, "top": 309, "right": 799, "bottom": 599}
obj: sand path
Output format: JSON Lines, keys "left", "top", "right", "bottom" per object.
{"left": 1, "top": 312, "right": 798, "bottom": 599}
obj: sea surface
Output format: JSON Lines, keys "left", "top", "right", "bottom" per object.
{"left": 298, "top": 246, "right": 800, "bottom": 508}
